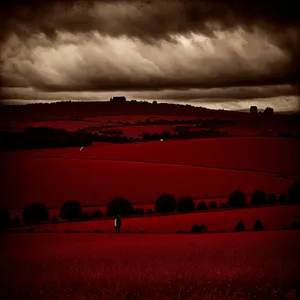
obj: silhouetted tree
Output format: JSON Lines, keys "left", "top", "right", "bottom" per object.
{"left": 60, "top": 200, "right": 83, "bottom": 222}
{"left": 51, "top": 216, "right": 58, "bottom": 223}
{"left": 250, "top": 106, "right": 258, "bottom": 113}
{"left": 146, "top": 209, "right": 153, "bottom": 215}
{"left": 228, "top": 190, "right": 246, "bottom": 208}
{"left": 12, "top": 217, "right": 20, "bottom": 225}
{"left": 177, "top": 197, "right": 195, "bottom": 212}
{"left": 152, "top": 101, "right": 157, "bottom": 105}
{"left": 236, "top": 220, "right": 245, "bottom": 231}
{"left": 196, "top": 201, "right": 208, "bottom": 210}
{"left": 268, "top": 193, "right": 277, "bottom": 205}
{"left": 264, "top": 107, "right": 274, "bottom": 115}
{"left": 82, "top": 210, "right": 91, "bottom": 221}
{"left": 199, "top": 224, "right": 207, "bottom": 232}
{"left": 135, "top": 208, "right": 144, "bottom": 215}
{"left": 209, "top": 201, "right": 217, "bottom": 209}
{"left": 219, "top": 203, "right": 229, "bottom": 209}
{"left": 251, "top": 189, "right": 267, "bottom": 206}
{"left": 190, "top": 224, "right": 201, "bottom": 233}
{"left": 92, "top": 210, "right": 103, "bottom": 219}
{"left": 0, "top": 206, "right": 10, "bottom": 231}
{"left": 291, "top": 221, "right": 299, "bottom": 230}
{"left": 288, "top": 181, "right": 300, "bottom": 203}
{"left": 106, "top": 197, "right": 134, "bottom": 217}
{"left": 278, "top": 194, "right": 287, "bottom": 203}
{"left": 155, "top": 194, "right": 176, "bottom": 213}
{"left": 253, "top": 220, "right": 264, "bottom": 231}
{"left": 22, "top": 203, "right": 49, "bottom": 223}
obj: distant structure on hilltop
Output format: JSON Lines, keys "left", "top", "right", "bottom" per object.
{"left": 110, "top": 96, "right": 127, "bottom": 103}
{"left": 250, "top": 106, "right": 258, "bottom": 114}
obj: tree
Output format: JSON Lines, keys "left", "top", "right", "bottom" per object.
{"left": 228, "top": 190, "right": 246, "bottom": 208}
{"left": 177, "top": 197, "right": 195, "bottom": 212}
{"left": 190, "top": 224, "right": 201, "bottom": 233}
{"left": 135, "top": 208, "right": 144, "bottom": 215}
{"left": 92, "top": 210, "right": 103, "bottom": 219}
{"left": 278, "top": 194, "right": 287, "bottom": 203}
{"left": 253, "top": 220, "right": 264, "bottom": 231}
{"left": 251, "top": 190, "right": 267, "bottom": 206}
{"left": 82, "top": 210, "right": 91, "bottom": 221}
{"left": 22, "top": 203, "right": 49, "bottom": 223}
{"left": 146, "top": 209, "right": 153, "bottom": 215}
{"left": 288, "top": 181, "right": 300, "bottom": 203}
{"left": 209, "top": 201, "right": 217, "bottom": 209}
{"left": 106, "top": 197, "right": 134, "bottom": 217}
{"left": 268, "top": 193, "right": 277, "bottom": 205}
{"left": 60, "top": 200, "right": 83, "bottom": 221}
{"left": 155, "top": 194, "right": 176, "bottom": 213}
{"left": 219, "top": 203, "right": 229, "bottom": 209}
{"left": 0, "top": 206, "right": 10, "bottom": 231}
{"left": 264, "top": 107, "right": 274, "bottom": 115}
{"left": 51, "top": 216, "right": 58, "bottom": 223}
{"left": 250, "top": 106, "right": 258, "bottom": 114}
{"left": 236, "top": 220, "right": 245, "bottom": 232}
{"left": 12, "top": 216, "right": 21, "bottom": 225}
{"left": 196, "top": 201, "right": 208, "bottom": 210}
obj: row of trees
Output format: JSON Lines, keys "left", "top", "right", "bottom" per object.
{"left": 1, "top": 182, "right": 299, "bottom": 231}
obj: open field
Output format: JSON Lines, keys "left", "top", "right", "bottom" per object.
{"left": 0, "top": 156, "right": 295, "bottom": 209}
{"left": 1, "top": 231, "right": 299, "bottom": 300}
{"left": 9, "top": 204, "right": 300, "bottom": 233}
{"left": 1, "top": 137, "right": 299, "bottom": 210}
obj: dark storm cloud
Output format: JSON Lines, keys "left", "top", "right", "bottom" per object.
{"left": 0, "top": 0, "right": 299, "bottom": 109}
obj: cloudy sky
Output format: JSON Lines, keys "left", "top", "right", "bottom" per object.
{"left": 1, "top": 0, "right": 300, "bottom": 112}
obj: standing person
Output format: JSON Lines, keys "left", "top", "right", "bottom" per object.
{"left": 114, "top": 215, "right": 122, "bottom": 233}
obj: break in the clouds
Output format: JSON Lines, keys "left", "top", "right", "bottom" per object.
{"left": 1, "top": 0, "right": 300, "bottom": 111}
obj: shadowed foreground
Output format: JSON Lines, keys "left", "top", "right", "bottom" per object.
{"left": 1, "top": 231, "right": 299, "bottom": 300}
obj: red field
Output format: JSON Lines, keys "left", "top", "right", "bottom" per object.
{"left": 1, "top": 231, "right": 299, "bottom": 300}
{"left": 10, "top": 204, "right": 300, "bottom": 233}
{"left": 1, "top": 137, "right": 298, "bottom": 209}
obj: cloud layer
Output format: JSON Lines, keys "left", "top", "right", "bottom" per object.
{"left": 1, "top": 0, "right": 299, "bottom": 111}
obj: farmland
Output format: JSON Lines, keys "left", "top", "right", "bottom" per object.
{"left": 1, "top": 231, "right": 299, "bottom": 300}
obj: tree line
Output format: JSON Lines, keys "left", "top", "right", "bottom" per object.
{"left": 1, "top": 181, "right": 299, "bottom": 231}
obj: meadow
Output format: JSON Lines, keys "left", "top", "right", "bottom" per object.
{"left": 1, "top": 231, "right": 299, "bottom": 300}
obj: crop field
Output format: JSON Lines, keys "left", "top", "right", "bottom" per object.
{"left": 1, "top": 231, "right": 299, "bottom": 300}
{"left": 0, "top": 155, "right": 295, "bottom": 209}
{"left": 10, "top": 204, "right": 300, "bottom": 233}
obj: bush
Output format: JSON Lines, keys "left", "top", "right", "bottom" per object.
{"left": 291, "top": 221, "right": 299, "bottom": 230}
{"left": 199, "top": 224, "right": 207, "bottom": 232}
{"left": 155, "top": 194, "right": 176, "bottom": 214}
{"left": 190, "top": 224, "right": 201, "bottom": 233}
{"left": 25, "top": 228, "right": 35, "bottom": 233}
{"left": 51, "top": 216, "right": 58, "bottom": 223}
{"left": 135, "top": 208, "right": 144, "bottom": 215}
{"left": 209, "top": 201, "right": 217, "bottom": 209}
{"left": 236, "top": 220, "right": 245, "bottom": 231}
{"left": 268, "top": 193, "right": 277, "bottom": 204}
{"left": 22, "top": 203, "right": 49, "bottom": 223}
{"left": 60, "top": 200, "right": 83, "bottom": 222}
{"left": 251, "top": 189, "right": 267, "bottom": 206}
{"left": 12, "top": 216, "right": 21, "bottom": 225}
{"left": 196, "top": 201, "right": 208, "bottom": 210}
{"left": 92, "top": 210, "right": 103, "bottom": 219}
{"left": 64, "top": 229, "right": 71, "bottom": 233}
{"left": 219, "top": 203, "right": 229, "bottom": 209}
{"left": 82, "top": 210, "right": 91, "bottom": 221}
{"left": 278, "top": 194, "right": 287, "bottom": 203}
{"left": 107, "top": 197, "right": 134, "bottom": 217}
{"left": 0, "top": 206, "right": 10, "bottom": 231}
{"left": 288, "top": 181, "right": 300, "bottom": 203}
{"left": 94, "top": 229, "right": 102, "bottom": 233}
{"left": 177, "top": 196, "right": 195, "bottom": 212}
{"left": 146, "top": 209, "right": 153, "bottom": 215}
{"left": 228, "top": 190, "right": 246, "bottom": 208}
{"left": 253, "top": 220, "right": 264, "bottom": 231}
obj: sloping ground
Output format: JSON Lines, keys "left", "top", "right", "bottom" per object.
{"left": 0, "top": 157, "right": 294, "bottom": 209}
{"left": 10, "top": 204, "right": 300, "bottom": 232}
{"left": 55, "top": 137, "right": 300, "bottom": 176}
{"left": 1, "top": 231, "right": 299, "bottom": 300}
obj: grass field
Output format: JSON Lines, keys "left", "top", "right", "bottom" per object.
{"left": 9, "top": 204, "right": 300, "bottom": 233}
{"left": 1, "top": 231, "right": 299, "bottom": 300}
